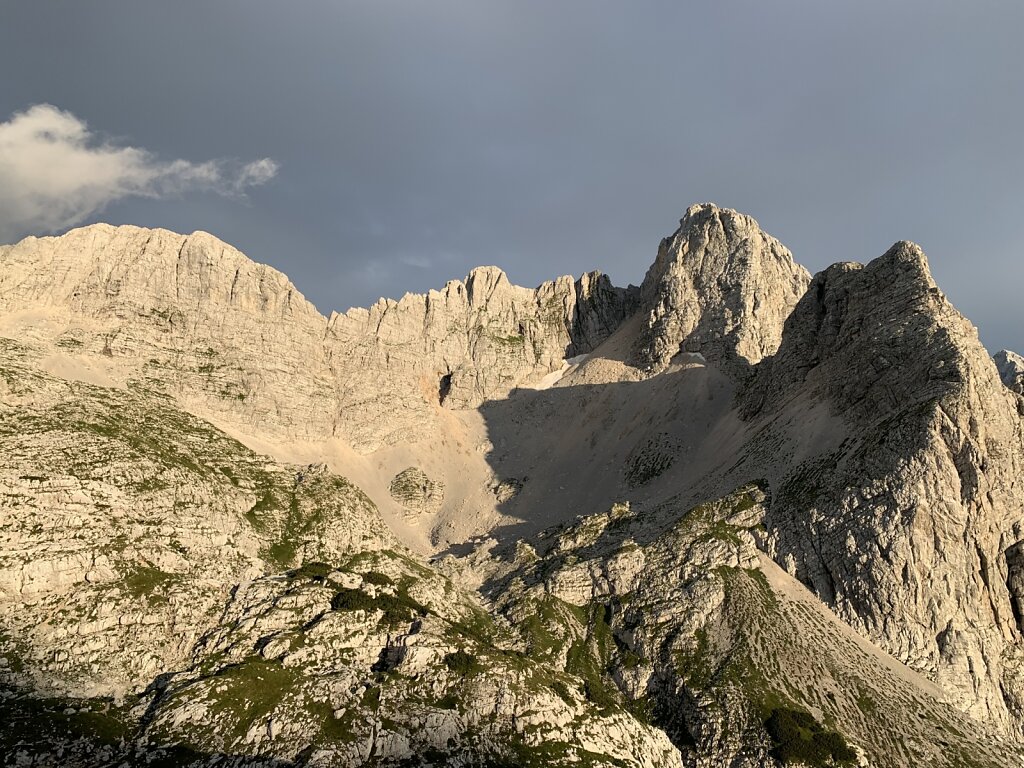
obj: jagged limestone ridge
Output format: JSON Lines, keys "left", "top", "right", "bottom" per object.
{"left": 0, "top": 224, "right": 638, "bottom": 451}
{"left": 4, "top": 204, "right": 1024, "bottom": 766}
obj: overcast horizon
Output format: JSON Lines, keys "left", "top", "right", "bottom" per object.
{"left": 2, "top": 2, "right": 1023, "bottom": 352}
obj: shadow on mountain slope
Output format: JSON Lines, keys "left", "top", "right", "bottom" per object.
{"left": 465, "top": 353, "right": 845, "bottom": 565}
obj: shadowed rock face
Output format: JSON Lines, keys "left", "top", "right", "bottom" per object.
{"left": 742, "top": 240, "right": 1024, "bottom": 733}
{"left": 2, "top": 205, "right": 1024, "bottom": 766}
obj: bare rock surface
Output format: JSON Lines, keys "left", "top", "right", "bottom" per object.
{"left": 0, "top": 224, "right": 637, "bottom": 454}
{"left": 738, "top": 241, "right": 1024, "bottom": 735}
{"left": 389, "top": 467, "right": 445, "bottom": 517}
{"left": 635, "top": 204, "right": 810, "bottom": 374}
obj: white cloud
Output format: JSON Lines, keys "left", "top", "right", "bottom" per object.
{"left": 0, "top": 104, "right": 279, "bottom": 242}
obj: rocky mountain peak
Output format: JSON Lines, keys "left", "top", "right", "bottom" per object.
{"left": 871, "top": 239, "right": 938, "bottom": 292}
{"left": 995, "top": 348, "right": 1024, "bottom": 394}
{"left": 739, "top": 237, "right": 1024, "bottom": 732}
{"left": 0, "top": 222, "right": 322, "bottom": 324}
{"left": 464, "top": 265, "right": 511, "bottom": 306}
{"left": 635, "top": 202, "right": 811, "bottom": 375}
{"left": 741, "top": 238, "right": 965, "bottom": 423}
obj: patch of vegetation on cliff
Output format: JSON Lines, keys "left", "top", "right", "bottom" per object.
{"left": 765, "top": 707, "right": 857, "bottom": 766}
{"left": 287, "top": 560, "right": 335, "bottom": 582}
{"left": 188, "top": 657, "right": 301, "bottom": 745}
{"left": 489, "top": 737, "right": 633, "bottom": 768}
{"left": 564, "top": 602, "right": 621, "bottom": 712}
{"left": 258, "top": 473, "right": 380, "bottom": 570}
{"left": 0, "top": 688, "right": 133, "bottom": 756}
{"left": 330, "top": 585, "right": 428, "bottom": 626}
{"left": 490, "top": 332, "right": 526, "bottom": 348}
{"left": 443, "top": 649, "right": 482, "bottom": 676}
{"left": 120, "top": 564, "right": 179, "bottom": 602}
{"left": 514, "top": 594, "right": 583, "bottom": 660}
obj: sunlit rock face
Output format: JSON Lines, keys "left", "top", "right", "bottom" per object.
{"left": 0, "top": 224, "right": 638, "bottom": 452}
{"left": 636, "top": 203, "right": 811, "bottom": 375}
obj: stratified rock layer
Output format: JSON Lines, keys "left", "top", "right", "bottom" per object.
{"left": 389, "top": 467, "right": 445, "bottom": 517}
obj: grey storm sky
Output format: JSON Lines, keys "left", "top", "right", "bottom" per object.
{"left": 2, "top": 1, "right": 1023, "bottom": 352}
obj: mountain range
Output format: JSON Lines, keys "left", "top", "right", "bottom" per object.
{"left": 1, "top": 203, "right": 1022, "bottom": 767}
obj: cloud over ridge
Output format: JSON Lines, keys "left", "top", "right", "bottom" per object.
{"left": 0, "top": 104, "right": 278, "bottom": 242}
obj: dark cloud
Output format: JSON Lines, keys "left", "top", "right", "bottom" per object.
{"left": 2, "top": 1, "right": 1022, "bottom": 351}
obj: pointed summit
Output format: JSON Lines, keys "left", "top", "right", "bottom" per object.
{"left": 635, "top": 203, "right": 811, "bottom": 374}
{"left": 740, "top": 238, "right": 1024, "bottom": 730}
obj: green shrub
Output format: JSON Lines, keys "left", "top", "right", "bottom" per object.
{"left": 331, "top": 588, "right": 377, "bottom": 613}
{"left": 289, "top": 561, "right": 334, "bottom": 582}
{"left": 443, "top": 650, "right": 481, "bottom": 676}
{"left": 362, "top": 571, "right": 393, "bottom": 586}
{"left": 565, "top": 640, "right": 617, "bottom": 711}
{"left": 121, "top": 566, "right": 176, "bottom": 601}
{"left": 765, "top": 707, "right": 857, "bottom": 765}
{"left": 331, "top": 587, "right": 428, "bottom": 625}
{"left": 434, "top": 693, "right": 460, "bottom": 710}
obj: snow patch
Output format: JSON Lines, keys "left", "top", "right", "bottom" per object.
{"left": 528, "top": 354, "right": 590, "bottom": 391}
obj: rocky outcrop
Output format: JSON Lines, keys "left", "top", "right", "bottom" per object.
{"left": 995, "top": 348, "right": 1024, "bottom": 394}
{"left": 143, "top": 550, "right": 680, "bottom": 768}
{"left": 0, "top": 337, "right": 397, "bottom": 701}
{"left": 475, "top": 486, "right": 1016, "bottom": 768}
{"left": 388, "top": 467, "right": 444, "bottom": 517}
{"left": 635, "top": 204, "right": 810, "bottom": 375}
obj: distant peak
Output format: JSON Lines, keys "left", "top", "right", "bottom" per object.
{"left": 995, "top": 349, "right": 1024, "bottom": 394}
{"left": 465, "top": 265, "right": 508, "bottom": 282}
{"left": 0, "top": 220, "right": 321, "bottom": 325}
{"left": 465, "top": 266, "right": 510, "bottom": 306}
